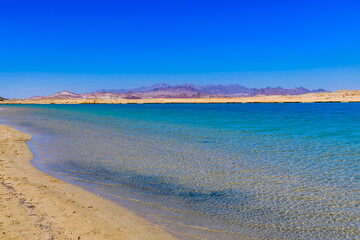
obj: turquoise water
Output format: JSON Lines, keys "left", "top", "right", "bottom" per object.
{"left": 0, "top": 103, "right": 359, "bottom": 239}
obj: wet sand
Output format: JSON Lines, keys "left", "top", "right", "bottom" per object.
{"left": 0, "top": 124, "right": 176, "bottom": 240}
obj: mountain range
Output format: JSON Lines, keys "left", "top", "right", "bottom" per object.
{"left": 30, "top": 84, "right": 327, "bottom": 100}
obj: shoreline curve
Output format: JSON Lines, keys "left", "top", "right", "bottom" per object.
{"left": 0, "top": 124, "right": 177, "bottom": 239}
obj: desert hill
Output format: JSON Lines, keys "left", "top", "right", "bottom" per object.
{"left": 29, "top": 84, "right": 326, "bottom": 100}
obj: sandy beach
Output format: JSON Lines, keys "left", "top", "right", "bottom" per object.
{"left": 0, "top": 124, "right": 177, "bottom": 240}
{"left": 2, "top": 90, "right": 360, "bottom": 104}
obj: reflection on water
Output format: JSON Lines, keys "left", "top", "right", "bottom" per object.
{"left": 0, "top": 103, "right": 359, "bottom": 239}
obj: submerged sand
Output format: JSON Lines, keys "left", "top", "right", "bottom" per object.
{"left": 0, "top": 124, "right": 176, "bottom": 240}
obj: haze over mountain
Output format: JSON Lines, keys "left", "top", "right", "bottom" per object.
{"left": 30, "top": 84, "right": 327, "bottom": 100}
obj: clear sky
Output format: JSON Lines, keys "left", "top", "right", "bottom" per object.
{"left": 1, "top": 0, "right": 360, "bottom": 98}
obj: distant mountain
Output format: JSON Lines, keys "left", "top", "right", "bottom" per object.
{"left": 29, "top": 84, "right": 327, "bottom": 100}
{"left": 98, "top": 83, "right": 171, "bottom": 94}
{"left": 30, "top": 91, "right": 82, "bottom": 99}
{"left": 99, "top": 84, "right": 326, "bottom": 97}
{"left": 0, "top": 96, "right": 6, "bottom": 101}
{"left": 248, "top": 86, "right": 325, "bottom": 97}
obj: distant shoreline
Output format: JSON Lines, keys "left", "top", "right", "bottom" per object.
{"left": 2, "top": 90, "right": 360, "bottom": 104}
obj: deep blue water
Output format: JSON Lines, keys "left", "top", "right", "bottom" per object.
{"left": 0, "top": 103, "right": 359, "bottom": 239}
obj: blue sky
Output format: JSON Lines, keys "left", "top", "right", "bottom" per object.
{"left": 1, "top": 0, "right": 360, "bottom": 98}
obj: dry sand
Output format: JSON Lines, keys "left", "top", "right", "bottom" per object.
{"left": 0, "top": 124, "right": 177, "bottom": 240}
{"left": 2, "top": 90, "right": 360, "bottom": 104}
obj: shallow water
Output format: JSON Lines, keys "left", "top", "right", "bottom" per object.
{"left": 0, "top": 103, "right": 359, "bottom": 239}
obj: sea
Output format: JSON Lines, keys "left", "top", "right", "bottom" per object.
{"left": 0, "top": 103, "right": 359, "bottom": 239}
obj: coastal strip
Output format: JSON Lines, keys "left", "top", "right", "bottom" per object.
{"left": 1, "top": 90, "right": 360, "bottom": 104}
{"left": 0, "top": 124, "right": 176, "bottom": 240}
